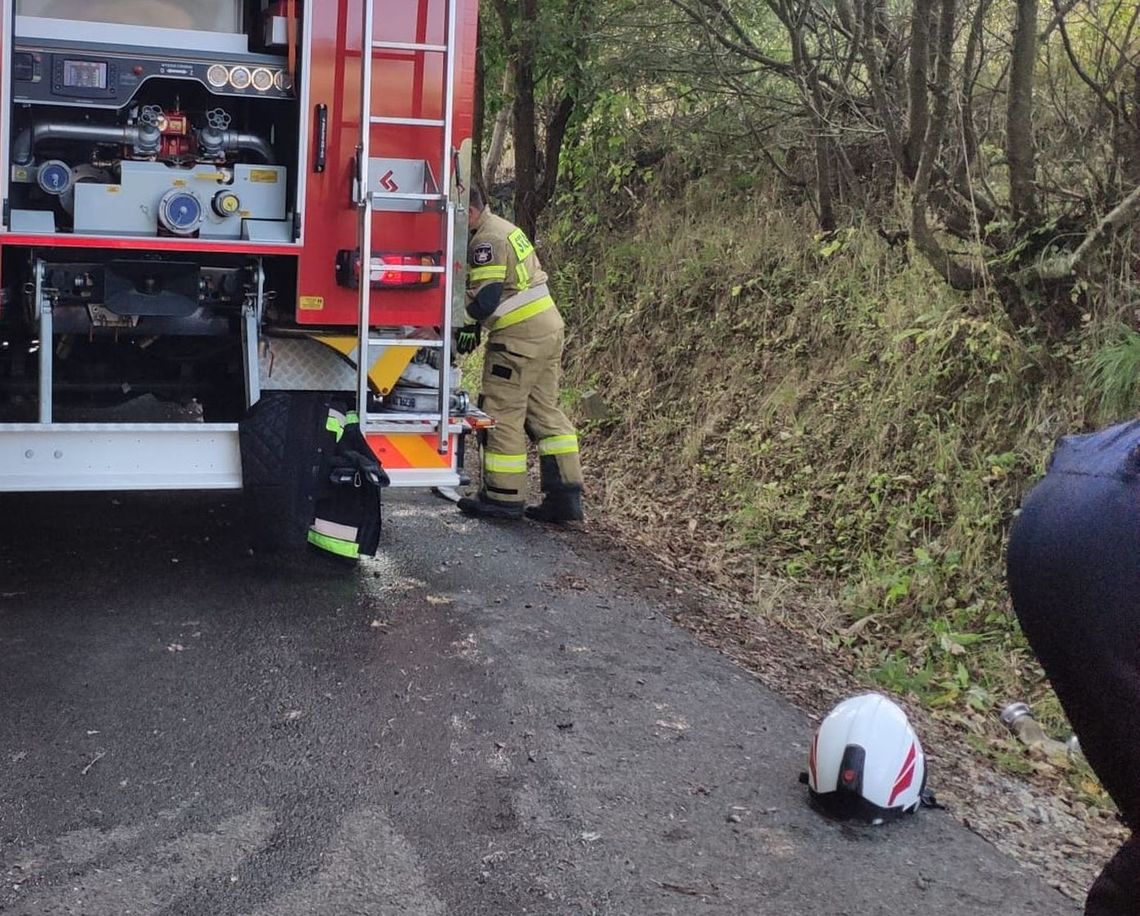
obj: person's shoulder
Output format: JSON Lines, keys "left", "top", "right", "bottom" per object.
{"left": 484, "top": 212, "right": 517, "bottom": 237}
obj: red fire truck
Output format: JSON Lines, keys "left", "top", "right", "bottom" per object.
{"left": 0, "top": 0, "right": 483, "bottom": 556}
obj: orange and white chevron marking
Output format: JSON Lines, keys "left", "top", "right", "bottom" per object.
{"left": 367, "top": 433, "right": 456, "bottom": 470}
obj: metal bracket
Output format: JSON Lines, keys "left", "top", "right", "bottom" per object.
{"left": 33, "top": 259, "right": 52, "bottom": 423}
{"left": 242, "top": 258, "right": 265, "bottom": 409}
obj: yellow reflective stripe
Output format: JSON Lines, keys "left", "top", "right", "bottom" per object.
{"left": 326, "top": 416, "right": 344, "bottom": 442}
{"left": 515, "top": 261, "right": 530, "bottom": 290}
{"left": 493, "top": 295, "right": 554, "bottom": 330}
{"left": 538, "top": 434, "right": 579, "bottom": 456}
{"left": 484, "top": 452, "right": 527, "bottom": 474}
{"left": 469, "top": 265, "right": 507, "bottom": 282}
{"left": 307, "top": 529, "right": 359, "bottom": 558}
{"left": 345, "top": 411, "right": 359, "bottom": 425}
{"left": 507, "top": 228, "right": 534, "bottom": 261}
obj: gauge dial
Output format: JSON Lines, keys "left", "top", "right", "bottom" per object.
{"left": 251, "top": 68, "right": 273, "bottom": 92}
{"left": 228, "top": 66, "right": 251, "bottom": 90}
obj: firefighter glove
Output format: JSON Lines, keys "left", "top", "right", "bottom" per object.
{"left": 456, "top": 323, "right": 481, "bottom": 355}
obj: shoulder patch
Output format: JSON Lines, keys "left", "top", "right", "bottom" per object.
{"left": 471, "top": 242, "right": 494, "bottom": 266}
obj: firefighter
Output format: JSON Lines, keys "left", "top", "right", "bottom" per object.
{"left": 1006, "top": 420, "right": 1140, "bottom": 915}
{"left": 453, "top": 186, "right": 584, "bottom": 522}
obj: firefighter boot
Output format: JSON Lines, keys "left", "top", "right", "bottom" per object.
{"left": 525, "top": 488, "right": 583, "bottom": 524}
{"left": 458, "top": 492, "right": 525, "bottom": 521}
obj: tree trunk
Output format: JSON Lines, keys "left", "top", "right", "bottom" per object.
{"left": 483, "top": 69, "right": 513, "bottom": 190}
{"left": 783, "top": 0, "right": 836, "bottom": 230}
{"left": 472, "top": 17, "right": 486, "bottom": 200}
{"left": 511, "top": 0, "right": 540, "bottom": 237}
{"left": 911, "top": 0, "right": 986, "bottom": 290}
{"left": 1007, "top": 0, "right": 1038, "bottom": 223}
{"left": 904, "top": 0, "right": 933, "bottom": 176}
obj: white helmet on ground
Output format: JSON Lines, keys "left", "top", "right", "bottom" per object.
{"left": 805, "top": 692, "right": 926, "bottom": 824}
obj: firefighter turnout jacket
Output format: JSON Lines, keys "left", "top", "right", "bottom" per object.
{"left": 465, "top": 208, "right": 583, "bottom": 508}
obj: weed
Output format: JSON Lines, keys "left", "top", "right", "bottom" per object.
{"left": 547, "top": 164, "right": 1129, "bottom": 771}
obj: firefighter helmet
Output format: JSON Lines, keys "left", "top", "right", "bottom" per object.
{"left": 805, "top": 692, "right": 926, "bottom": 824}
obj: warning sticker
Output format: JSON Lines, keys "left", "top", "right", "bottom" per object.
{"left": 299, "top": 296, "right": 324, "bottom": 311}
{"left": 249, "top": 170, "right": 279, "bottom": 184}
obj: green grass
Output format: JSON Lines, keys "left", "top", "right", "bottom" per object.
{"left": 545, "top": 171, "right": 1132, "bottom": 779}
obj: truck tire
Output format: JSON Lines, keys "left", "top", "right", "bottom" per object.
{"left": 239, "top": 391, "right": 326, "bottom": 554}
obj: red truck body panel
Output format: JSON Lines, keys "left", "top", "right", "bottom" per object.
{"left": 297, "top": 0, "right": 478, "bottom": 328}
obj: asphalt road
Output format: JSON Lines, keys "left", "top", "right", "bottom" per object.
{"left": 0, "top": 490, "right": 1076, "bottom": 915}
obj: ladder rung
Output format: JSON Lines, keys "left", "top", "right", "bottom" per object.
{"left": 368, "top": 338, "right": 444, "bottom": 348}
{"left": 373, "top": 40, "right": 448, "bottom": 53}
{"left": 370, "top": 116, "right": 445, "bottom": 128}
{"left": 368, "top": 191, "right": 447, "bottom": 203}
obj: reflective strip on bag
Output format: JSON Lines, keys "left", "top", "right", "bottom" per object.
{"left": 493, "top": 295, "right": 554, "bottom": 331}
{"left": 308, "top": 528, "right": 360, "bottom": 558}
{"left": 326, "top": 407, "right": 347, "bottom": 442}
{"left": 507, "top": 228, "right": 535, "bottom": 261}
{"left": 484, "top": 452, "right": 527, "bottom": 474}
{"left": 312, "top": 517, "right": 359, "bottom": 541}
{"left": 469, "top": 265, "right": 507, "bottom": 282}
{"left": 538, "top": 434, "right": 579, "bottom": 457}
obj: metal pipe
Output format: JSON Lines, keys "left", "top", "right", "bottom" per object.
{"left": 12, "top": 122, "right": 161, "bottom": 165}
{"left": 14, "top": 123, "right": 275, "bottom": 165}
{"left": 197, "top": 128, "right": 276, "bottom": 164}
{"left": 437, "top": 0, "right": 459, "bottom": 453}
{"left": 0, "top": 0, "right": 14, "bottom": 229}
{"left": 356, "top": 0, "right": 377, "bottom": 424}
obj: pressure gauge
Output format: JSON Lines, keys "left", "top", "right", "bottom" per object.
{"left": 207, "top": 64, "right": 229, "bottom": 88}
{"left": 251, "top": 68, "right": 274, "bottom": 92}
{"left": 228, "top": 66, "right": 251, "bottom": 90}
{"left": 274, "top": 70, "right": 293, "bottom": 92}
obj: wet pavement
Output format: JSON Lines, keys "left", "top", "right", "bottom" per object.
{"left": 0, "top": 490, "right": 1076, "bottom": 914}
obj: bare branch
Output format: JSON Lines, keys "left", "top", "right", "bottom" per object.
{"left": 1030, "top": 183, "right": 1140, "bottom": 281}
{"left": 1052, "top": 0, "right": 1118, "bottom": 119}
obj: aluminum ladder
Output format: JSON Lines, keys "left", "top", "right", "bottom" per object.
{"left": 355, "top": 0, "right": 459, "bottom": 452}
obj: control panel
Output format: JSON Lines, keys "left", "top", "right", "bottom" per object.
{"left": 12, "top": 45, "right": 293, "bottom": 108}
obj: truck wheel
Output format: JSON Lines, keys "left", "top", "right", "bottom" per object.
{"left": 239, "top": 391, "right": 325, "bottom": 554}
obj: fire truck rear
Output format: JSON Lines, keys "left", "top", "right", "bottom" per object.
{"left": 0, "top": 0, "right": 481, "bottom": 557}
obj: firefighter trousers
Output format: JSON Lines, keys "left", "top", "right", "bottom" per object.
{"left": 478, "top": 311, "right": 583, "bottom": 507}
{"left": 1007, "top": 420, "right": 1140, "bottom": 915}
